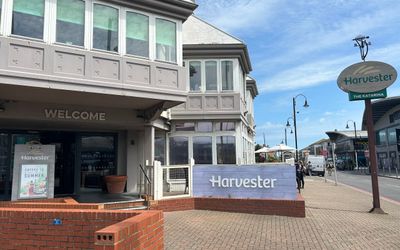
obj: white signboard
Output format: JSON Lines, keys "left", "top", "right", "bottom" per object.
{"left": 337, "top": 61, "right": 397, "bottom": 93}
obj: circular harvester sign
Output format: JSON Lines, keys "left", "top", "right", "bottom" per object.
{"left": 337, "top": 61, "right": 397, "bottom": 93}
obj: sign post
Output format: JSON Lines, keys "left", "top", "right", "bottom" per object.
{"left": 337, "top": 35, "right": 397, "bottom": 213}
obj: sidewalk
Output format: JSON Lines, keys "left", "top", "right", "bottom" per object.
{"left": 164, "top": 176, "right": 400, "bottom": 250}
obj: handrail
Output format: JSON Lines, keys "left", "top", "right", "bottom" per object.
{"left": 139, "top": 164, "right": 151, "bottom": 184}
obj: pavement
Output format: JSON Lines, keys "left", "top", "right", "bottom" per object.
{"left": 164, "top": 176, "right": 400, "bottom": 250}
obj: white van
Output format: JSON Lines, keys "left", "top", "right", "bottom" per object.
{"left": 307, "top": 155, "right": 326, "bottom": 176}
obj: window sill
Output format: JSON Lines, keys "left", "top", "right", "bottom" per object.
{"left": 9, "top": 34, "right": 44, "bottom": 43}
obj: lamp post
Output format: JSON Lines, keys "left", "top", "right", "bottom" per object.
{"left": 346, "top": 120, "right": 359, "bottom": 171}
{"left": 287, "top": 95, "right": 309, "bottom": 162}
{"left": 284, "top": 120, "right": 293, "bottom": 146}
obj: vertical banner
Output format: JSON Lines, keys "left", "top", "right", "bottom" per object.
{"left": 12, "top": 144, "right": 55, "bottom": 200}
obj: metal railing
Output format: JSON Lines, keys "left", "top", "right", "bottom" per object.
{"left": 153, "top": 159, "right": 194, "bottom": 200}
{"left": 139, "top": 164, "right": 153, "bottom": 198}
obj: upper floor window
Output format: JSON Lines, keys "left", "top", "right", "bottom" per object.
{"left": 56, "top": 0, "right": 85, "bottom": 46}
{"left": 221, "top": 61, "right": 233, "bottom": 90}
{"left": 189, "top": 61, "right": 201, "bottom": 91}
{"left": 215, "top": 122, "right": 235, "bottom": 131}
{"left": 206, "top": 61, "right": 217, "bottom": 91}
{"left": 175, "top": 122, "right": 195, "bottom": 132}
{"left": 126, "top": 12, "right": 149, "bottom": 57}
{"left": 12, "top": 0, "right": 44, "bottom": 39}
{"left": 376, "top": 129, "right": 387, "bottom": 146}
{"left": 93, "top": 4, "right": 119, "bottom": 52}
{"left": 0, "top": 0, "right": 2, "bottom": 28}
{"left": 156, "top": 18, "right": 176, "bottom": 62}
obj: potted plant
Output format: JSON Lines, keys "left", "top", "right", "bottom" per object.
{"left": 104, "top": 175, "right": 127, "bottom": 194}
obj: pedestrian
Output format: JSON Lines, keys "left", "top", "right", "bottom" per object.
{"left": 299, "top": 161, "right": 305, "bottom": 189}
{"left": 295, "top": 162, "right": 302, "bottom": 191}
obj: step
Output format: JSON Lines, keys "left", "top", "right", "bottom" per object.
{"left": 102, "top": 199, "right": 147, "bottom": 210}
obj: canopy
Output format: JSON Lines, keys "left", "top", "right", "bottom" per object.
{"left": 255, "top": 146, "right": 270, "bottom": 153}
{"left": 268, "top": 144, "right": 296, "bottom": 152}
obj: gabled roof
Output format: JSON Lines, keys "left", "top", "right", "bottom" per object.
{"left": 246, "top": 76, "right": 259, "bottom": 98}
{"left": 182, "top": 15, "right": 252, "bottom": 74}
{"left": 183, "top": 15, "right": 243, "bottom": 45}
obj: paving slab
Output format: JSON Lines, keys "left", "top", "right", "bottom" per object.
{"left": 164, "top": 176, "right": 400, "bottom": 249}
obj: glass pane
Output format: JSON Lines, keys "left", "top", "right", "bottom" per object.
{"left": 388, "top": 127, "right": 397, "bottom": 145}
{"left": 156, "top": 18, "right": 176, "bottom": 62}
{"left": 126, "top": 12, "right": 149, "bottom": 57}
{"left": 0, "top": 0, "right": 2, "bottom": 27}
{"left": 217, "top": 136, "right": 236, "bottom": 164}
{"left": 169, "top": 137, "right": 188, "bottom": 165}
{"left": 189, "top": 61, "right": 201, "bottom": 91}
{"left": 196, "top": 122, "right": 212, "bottom": 132}
{"left": 175, "top": 122, "right": 195, "bottom": 132}
{"left": 93, "top": 4, "right": 119, "bottom": 52}
{"left": 80, "top": 136, "right": 116, "bottom": 190}
{"left": 56, "top": 0, "right": 85, "bottom": 46}
{"left": 221, "top": 61, "right": 233, "bottom": 90}
{"left": 206, "top": 61, "right": 217, "bottom": 91}
{"left": 12, "top": 0, "right": 44, "bottom": 39}
{"left": 155, "top": 132, "right": 165, "bottom": 165}
{"left": 215, "top": 122, "right": 235, "bottom": 131}
{"left": 377, "top": 130, "right": 387, "bottom": 145}
{"left": 193, "top": 136, "right": 212, "bottom": 164}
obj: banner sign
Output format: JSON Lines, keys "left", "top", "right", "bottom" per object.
{"left": 12, "top": 144, "right": 55, "bottom": 200}
{"left": 193, "top": 164, "right": 297, "bottom": 200}
{"left": 348, "top": 89, "right": 387, "bottom": 101}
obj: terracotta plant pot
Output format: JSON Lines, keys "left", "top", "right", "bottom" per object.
{"left": 104, "top": 175, "right": 127, "bottom": 194}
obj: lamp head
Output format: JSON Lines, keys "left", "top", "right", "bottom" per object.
{"left": 290, "top": 129, "right": 293, "bottom": 134}
{"left": 346, "top": 124, "right": 349, "bottom": 129}
{"left": 286, "top": 121, "right": 291, "bottom": 127}
{"left": 303, "top": 99, "right": 309, "bottom": 108}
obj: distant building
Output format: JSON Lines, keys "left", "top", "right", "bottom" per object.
{"left": 362, "top": 96, "right": 400, "bottom": 177}
{"left": 325, "top": 130, "right": 368, "bottom": 170}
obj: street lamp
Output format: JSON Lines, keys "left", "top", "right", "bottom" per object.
{"left": 346, "top": 120, "right": 359, "bottom": 170}
{"left": 287, "top": 94, "right": 309, "bottom": 162}
{"left": 285, "top": 117, "right": 294, "bottom": 145}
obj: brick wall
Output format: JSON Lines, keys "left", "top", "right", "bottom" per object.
{"left": 0, "top": 202, "right": 163, "bottom": 249}
{"left": 150, "top": 195, "right": 305, "bottom": 218}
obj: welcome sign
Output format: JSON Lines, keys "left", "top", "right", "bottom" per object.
{"left": 193, "top": 165, "right": 297, "bottom": 200}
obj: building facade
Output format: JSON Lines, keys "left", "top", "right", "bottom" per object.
{"left": 0, "top": 0, "right": 197, "bottom": 200}
{"left": 0, "top": 1, "right": 258, "bottom": 201}
{"left": 167, "top": 15, "right": 257, "bottom": 166}
{"left": 362, "top": 97, "right": 400, "bottom": 178}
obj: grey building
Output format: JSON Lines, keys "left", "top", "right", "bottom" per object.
{"left": 0, "top": 0, "right": 197, "bottom": 200}
{"left": 362, "top": 96, "right": 400, "bottom": 178}
{"left": 0, "top": 1, "right": 258, "bottom": 201}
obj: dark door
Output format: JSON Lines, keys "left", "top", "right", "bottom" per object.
{"left": 0, "top": 133, "right": 11, "bottom": 200}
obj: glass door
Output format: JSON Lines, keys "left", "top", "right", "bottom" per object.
{"left": 79, "top": 135, "right": 117, "bottom": 193}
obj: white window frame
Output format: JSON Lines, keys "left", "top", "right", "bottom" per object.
{"left": 154, "top": 15, "right": 180, "bottom": 65}
{"left": 124, "top": 9, "right": 150, "bottom": 59}
{"left": 91, "top": 1, "right": 121, "bottom": 54}
{"left": 7, "top": 0, "right": 49, "bottom": 41}
{"left": 0, "top": 0, "right": 5, "bottom": 35}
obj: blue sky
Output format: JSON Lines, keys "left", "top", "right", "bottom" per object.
{"left": 194, "top": 0, "right": 400, "bottom": 149}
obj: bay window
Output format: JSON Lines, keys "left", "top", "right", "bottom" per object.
{"left": 126, "top": 12, "right": 149, "bottom": 57}
{"left": 93, "top": 4, "right": 119, "bottom": 52}
{"left": 156, "top": 18, "right": 176, "bottom": 62}
{"left": 193, "top": 136, "right": 212, "bottom": 164}
{"left": 217, "top": 136, "right": 236, "bottom": 164}
{"left": 56, "top": 0, "right": 85, "bottom": 46}
{"left": 221, "top": 61, "right": 233, "bottom": 90}
{"left": 206, "top": 61, "right": 218, "bottom": 91}
{"left": 12, "top": 0, "right": 44, "bottom": 39}
{"left": 169, "top": 137, "right": 188, "bottom": 165}
{"left": 189, "top": 61, "right": 201, "bottom": 91}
